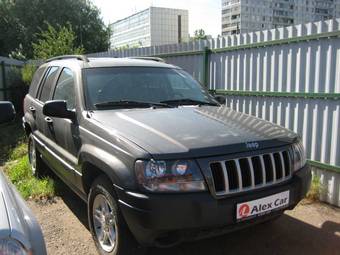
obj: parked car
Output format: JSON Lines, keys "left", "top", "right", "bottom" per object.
{"left": 23, "top": 55, "right": 311, "bottom": 255}
{"left": 0, "top": 101, "right": 47, "bottom": 255}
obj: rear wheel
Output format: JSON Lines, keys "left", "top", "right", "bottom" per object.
{"left": 28, "top": 134, "right": 46, "bottom": 177}
{"left": 88, "top": 176, "right": 145, "bottom": 255}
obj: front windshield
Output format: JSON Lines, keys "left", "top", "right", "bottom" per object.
{"left": 83, "top": 67, "right": 217, "bottom": 110}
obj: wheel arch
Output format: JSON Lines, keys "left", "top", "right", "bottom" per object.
{"left": 23, "top": 121, "right": 32, "bottom": 136}
{"left": 79, "top": 145, "right": 136, "bottom": 195}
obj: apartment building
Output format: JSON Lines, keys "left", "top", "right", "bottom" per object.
{"left": 110, "top": 7, "right": 189, "bottom": 49}
{"left": 222, "top": 0, "right": 340, "bottom": 36}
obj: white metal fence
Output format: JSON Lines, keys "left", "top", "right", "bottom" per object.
{"left": 89, "top": 19, "right": 340, "bottom": 174}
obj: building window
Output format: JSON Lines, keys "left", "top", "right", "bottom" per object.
{"left": 178, "top": 15, "right": 182, "bottom": 43}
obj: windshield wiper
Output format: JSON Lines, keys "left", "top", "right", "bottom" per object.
{"left": 94, "top": 100, "right": 174, "bottom": 109}
{"left": 160, "top": 98, "right": 219, "bottom": 107}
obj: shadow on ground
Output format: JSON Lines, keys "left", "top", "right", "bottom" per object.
{"left": 53, "top": 178, "right": 90, "bottom": 229}
{"left": 55, "top": 177, "right": 340, "bottom": 255}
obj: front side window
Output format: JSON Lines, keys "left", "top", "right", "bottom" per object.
{"left": 53, "top": 68, "right": 76, "bottom": 109}
{"left": 83, "top": 67, "right": 216, "bottom": 110}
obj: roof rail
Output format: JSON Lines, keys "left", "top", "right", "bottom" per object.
{"left": 45, "top": 55, "right": 89, "bottom": 63}
{"left": 128, "top": 57, "right": 165, "bottom": 63}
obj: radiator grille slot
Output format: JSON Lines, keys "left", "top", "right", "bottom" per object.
{"left": 209, "top": 150, "right": 292, "bottom": 196}
{"left": 225, "top": 160, "right": 239, "bottom": 190}
{"left": 239, "top": 158, "right": 252, "bottom": 188}
{"left": 251, "top": 156, "right": 263, "bottom": 185}
{"left": 210, "top": 163, "right": 225, "bottom": 192}
{"left": 282, "top": 151, "right": 291, "bottom": 177}
{"left": 263, "top": 154, "right": 274, "bottom": 183}
{"left": 274, "top": 153, "right": 283, "bottom": 180}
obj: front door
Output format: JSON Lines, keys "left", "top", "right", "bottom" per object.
{"left": 45, "top": 68, "right": 80, "bottom": 187}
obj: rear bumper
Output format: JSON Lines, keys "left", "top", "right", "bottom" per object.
{"left": 116, "top": 165, "right": 311, "bottom": 247}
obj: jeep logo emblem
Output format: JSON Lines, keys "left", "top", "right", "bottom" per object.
{"left": 246, "top": 142, "right": 259, "bottom": 149}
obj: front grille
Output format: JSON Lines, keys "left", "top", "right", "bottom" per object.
{"left": 209, "top": 151, "right": 291, "bottom": 196}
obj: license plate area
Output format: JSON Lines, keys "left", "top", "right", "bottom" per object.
{"left": 236, "top": 191, "right": 290, "bottom": 222}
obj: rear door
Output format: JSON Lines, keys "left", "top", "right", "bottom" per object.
{"left": 32, "top": 66, "right": 61, "bottom": 169}
{"left": 24, "top": 66, "right": 47, "bottom": 133}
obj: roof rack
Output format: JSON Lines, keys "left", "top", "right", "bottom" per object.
{"left": 128, "top": 57, "right": 165, "bottom": 63}
{"left": 45, "top": 55, "right": 89, "bottom": 63}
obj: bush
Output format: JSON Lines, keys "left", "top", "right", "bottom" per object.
{"left": 22, "top": 64, "right": 37, "bottom": 85}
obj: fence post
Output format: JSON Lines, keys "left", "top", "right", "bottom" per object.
{"left": 203, "top": 46, "right": 211, "bottom": 88}
{"left": 0, "top": 61, "right": 7, "bottom": 100}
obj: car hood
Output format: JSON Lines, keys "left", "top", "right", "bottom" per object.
{"left": 91, "top": 106, "right": 298, "bottom": 159}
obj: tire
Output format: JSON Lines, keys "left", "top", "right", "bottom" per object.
{"left": 28, "top": 134, "right": 46, "bottom": 177}
{"left": 88, "top": 176, "right": 145, "bottom": 255}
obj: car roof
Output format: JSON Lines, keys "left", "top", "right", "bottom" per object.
{"left": 41, "top": 57, "right": 179, "bottom": 69}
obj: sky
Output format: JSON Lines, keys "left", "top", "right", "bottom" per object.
{"left": 91, "top": 0, "right": 221, "bottom": 37}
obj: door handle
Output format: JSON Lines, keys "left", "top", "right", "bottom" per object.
{"left": 29, "top": 106, "right": 36, "bottom": 119}
{"left": 44, "top": 117, "right": 53, "bottom": 124}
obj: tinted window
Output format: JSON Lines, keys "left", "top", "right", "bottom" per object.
{"left": 84, "top": 67, "right": 215, "bottom": 110}
{"left": 53, "top": 68, "right": 76, "bottom": 109}
{"left": 29, "top": 66, "right": 46, "bottom": 97}
{"left": 39, "top": 66, "right": 59, "bottom": 102}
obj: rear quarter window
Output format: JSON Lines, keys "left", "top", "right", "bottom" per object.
{"left": 28, "top": 66, "right": 47, "bottom": 97}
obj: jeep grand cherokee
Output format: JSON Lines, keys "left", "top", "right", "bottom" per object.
{"left": 23, "top": 55, "right": 311, "bottom": 255}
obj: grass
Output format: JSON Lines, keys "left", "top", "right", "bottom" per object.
{"left": 1, "top": 120, "right": 56, "bottom": 200}
{"left": 306, "top": 175, "right": 322, "bottom": 201}
{"left": 0, "top": 120, "right": 26, "bottom": 164}
{"left": 4, "top": 156, "right": 55, "bottom": 199}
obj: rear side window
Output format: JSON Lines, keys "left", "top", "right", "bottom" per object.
{"left": 53, "top": 68, "right": 76, "bottom": 110}
{"left": 39, "top": 66, "right": 59, "bottom": 102}
{"left": 28, "top": 66, "right": 46, "bottom": 97}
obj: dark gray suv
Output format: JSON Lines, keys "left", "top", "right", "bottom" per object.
{"left": 23, "top": 55, "right": 311, "bottom": 255}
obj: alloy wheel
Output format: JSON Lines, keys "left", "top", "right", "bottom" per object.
{"left": 92, "top": 194, "right": 117, "bottom": 253}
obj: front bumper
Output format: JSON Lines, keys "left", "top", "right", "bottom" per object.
{"left": 116, "top": 165, "right": 311, "bottom": 247}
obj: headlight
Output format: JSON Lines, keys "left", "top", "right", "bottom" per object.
{"left": 0, "top": 238, "right": 28, "bottom": 255}
{"left": 135, "top": 159, "right": 206, "bottom": 192}
{"left": 290, "top": 140, "right": 307, "bottom": 172}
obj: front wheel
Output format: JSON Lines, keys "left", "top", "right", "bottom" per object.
{"left": 88, "top": 176, "right": 145, "bottom": 255}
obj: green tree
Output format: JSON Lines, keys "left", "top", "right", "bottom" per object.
{"left": 194, "top": 29, "right": 207, "bottom": 40}
{"left": 0, "top": 0, "right": 23, "bottom": 57}
{"left": 22, "top": 23, "right": 84, "bottom": 85}
{"left": 0, "top": 0, "right": 110, "bottom": 58}
{"left": 32, "top": 23, "right": 84, "bottom": 59}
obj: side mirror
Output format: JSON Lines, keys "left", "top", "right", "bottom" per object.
{"left": 0, "top": 101, "right": 16, "bottom": 124}
{"left": 43, "top": 100, "right": 75, "bottom": 120}
{"left": 214, "top": 95, "right": 226, "bottom": 105}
